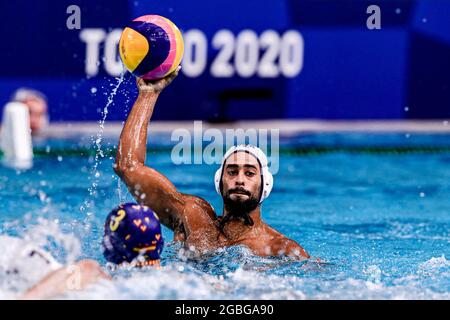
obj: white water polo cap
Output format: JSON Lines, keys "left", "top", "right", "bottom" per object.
{"left": 214, "top": 145, "right": 273, "bottom": 204}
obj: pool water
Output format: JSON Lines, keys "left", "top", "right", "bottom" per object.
{"left": 0, "top": 133, "right": 449, "bottom": 299}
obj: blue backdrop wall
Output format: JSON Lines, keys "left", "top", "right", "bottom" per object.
{"left": 0, "top": 0, "right": 449, "bottom": 121}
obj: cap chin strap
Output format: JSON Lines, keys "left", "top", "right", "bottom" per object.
{"left": 214, "top": 145, "right": 273, "bottom": 204}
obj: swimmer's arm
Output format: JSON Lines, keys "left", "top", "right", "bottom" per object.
{"left": 19, "top": 260, "right": 110, "bottom": 300}
{"left": 115, "top": 69, "right": 185, "bottom": 230}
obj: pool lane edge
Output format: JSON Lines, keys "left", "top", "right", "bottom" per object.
{"left": 7, "top": 120, "right": 450, "bottom": 139}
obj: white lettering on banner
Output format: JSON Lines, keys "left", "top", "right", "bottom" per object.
{"left": 104, "top": 29, "right": 123, "bottom": 76}
{"left": 79, "top": 28, "right": 304, "bottom": 79}
{"left": 258, "top": 30, "right": 281, "bottom": 78}
{"left": 280, "top": 30, "right": 304, "bottom": 77}
{"left": 211, "top": 29, "right": 235, "bottom": 77}
{"left": 79, "top": 29, "right": 106, "bottom": 77}
{"left": 235, "top": 30, "right": 259, "bottom": 77}
{"left": 182, "top": 29, "right": 208, "bottom": 77}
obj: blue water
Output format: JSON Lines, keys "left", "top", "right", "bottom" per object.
{"left": 0, "top": 133, "right": 449, "bottom": 299}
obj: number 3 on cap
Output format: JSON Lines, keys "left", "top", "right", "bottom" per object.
{"left": 110, "top": 209, "right": 126, "bottom": 232}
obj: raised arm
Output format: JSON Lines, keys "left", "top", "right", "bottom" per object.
{"left": 114, "top": 68, "right": 185, "bottom": 230}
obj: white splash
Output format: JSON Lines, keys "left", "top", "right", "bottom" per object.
{"left": 0, "top": 218, "right": 81, "bottom": 297}
{"left": 80, "top": 73, "right": 125, "bottom": 228}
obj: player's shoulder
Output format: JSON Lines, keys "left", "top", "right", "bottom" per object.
{"left": 263, "top": 223, "right": 287, "bottom": 238}
{"left": 181, "top": 194, "right": 218, "bottom": 220}
{"left": 262, "top": 226, "right": 310, "bottom": 258}
{"left": 282, "top": 238, "right": 310, "bottom": 259}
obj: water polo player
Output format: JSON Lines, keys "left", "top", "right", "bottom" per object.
{"left": 19, "top": 203, "right": 163, "bottom": 299}
{"left": 115, "top": 69, "right": 310, "bottom": 259}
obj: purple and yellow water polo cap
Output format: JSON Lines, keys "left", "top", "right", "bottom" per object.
{"left": 103, "top": 203, "right": 164, "bottom": 267}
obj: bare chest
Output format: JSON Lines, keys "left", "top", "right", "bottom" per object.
{"left": 222, "top": 226, "right": 280, "bottom": 256}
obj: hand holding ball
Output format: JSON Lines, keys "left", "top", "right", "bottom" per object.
{"left": 119, "top": 15, "right": 184, "bottom": 80}
{"left": 136, "top": 66, "right": 180, "bottom": 94}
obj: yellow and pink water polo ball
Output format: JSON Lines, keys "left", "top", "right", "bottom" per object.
{"left": 119, "top": 15, "right": 184, "bottom": 80}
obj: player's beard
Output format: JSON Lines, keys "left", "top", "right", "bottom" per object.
{"left": 220, "top": 187, "right": 260, "bottom": 228}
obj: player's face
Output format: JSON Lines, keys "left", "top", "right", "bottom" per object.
{"left": 221, "top": 152, "right": 261, "bottom": 205}
{"left": 25, "top": 97, "right": 47, "bottom": 133}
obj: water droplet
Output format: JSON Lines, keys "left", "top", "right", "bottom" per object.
{"left": 395, "top": 8, "right": 401, "bottom": 14}
{"left": 38, "top": 190, "right": 47, "bottom": 202}
{"left": 422, "top": 18, "right": 427, "bottom": 23}
{"left": 404, "top": 106, "right": 409, "bottom": 112}
{"left": 91, "top": 87, "right": 97, "bottom": 94}
{"left": 57, "top": 156, "right": 63, "bottom": 162}
{"left": 419, "top": 192, "right": 425, "bottom": 198}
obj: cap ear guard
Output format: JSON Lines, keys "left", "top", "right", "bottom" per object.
{"left": 214, "top": 167, "right": 223, "bottom": 195}
{"left": 260, "top": 165, "right": 273, "bottom": 201}
{"left": 214, "top": 145, "right": 273, "bottom": 204}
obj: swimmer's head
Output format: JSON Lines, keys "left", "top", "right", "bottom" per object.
{"left": 102, "top": 203, "right": 164, "bottom": 267}
{"left": 12, "top": 88, "right": 49, "bottom": 134}
{"left": 214, "top": 145, "right": 273, "bottom": 224}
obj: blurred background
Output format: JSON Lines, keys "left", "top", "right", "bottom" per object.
{"left": 0, "top": 1, "right": 449, "bottom": 300}
{"left": 0, "top": 0, "right": 449, "bottom": 123}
